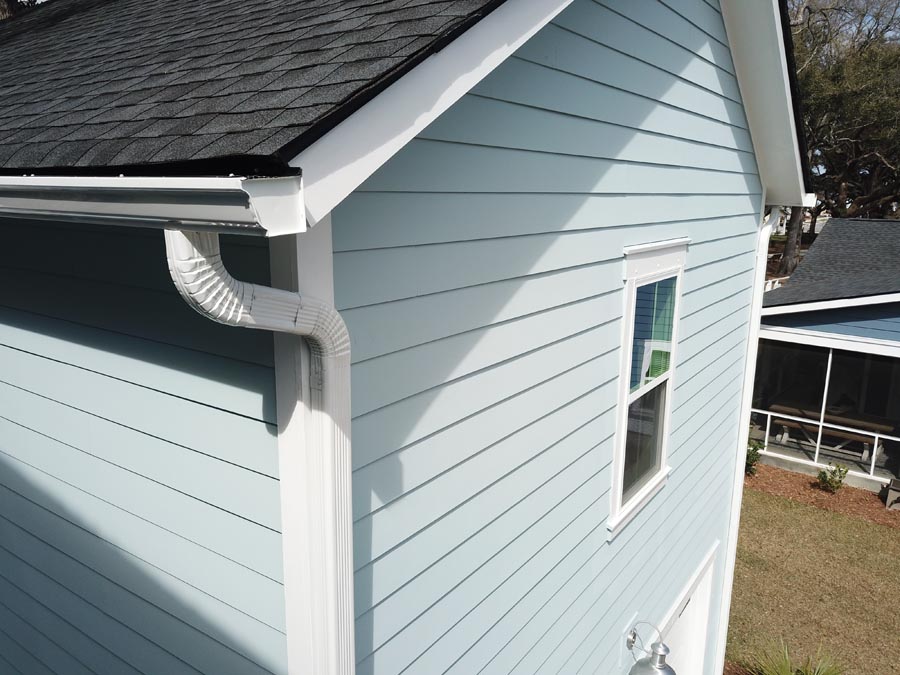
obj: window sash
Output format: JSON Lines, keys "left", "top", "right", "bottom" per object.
{"left": 628, "top": 369, "right": 671, "bottom": 406}
{"left": 610, "top": 248, "right": 686, "bottom": 536}
{"left": 629, "top": 277, "right": 677, "bottom": 392}
{"left": 622, "top": 378, "right": 668, "bottom": 502}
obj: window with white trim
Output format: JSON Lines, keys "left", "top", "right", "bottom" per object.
{"left": 609, "top": 239, "right": 688, "bottom": 534}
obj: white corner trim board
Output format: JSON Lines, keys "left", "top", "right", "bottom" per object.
{"left": 165, "top": 229, "right": 355, "bottom": 675}
{"left": 290, "top": 0, "right": 575, "bottom": 225}
{"left": 713, "top": 200, "right": 776, "bottom": 673}
{"left": 761, "top": 293, "right": 900, "bottom": 316}
{"left": 0, "top": 174, "right": 305, "bottom": 237}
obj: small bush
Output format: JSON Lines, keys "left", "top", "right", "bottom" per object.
{"left": 816, "top": 463, "right": 848, "bottom": 493}
{"left": 746, "top": 439, "right": 762, "bottom": 475}
{"left": 746, "top": 643, "right": 844, "bottom": 675}
{"left": 746, "top": 642, "right": 793, "bottom": 675}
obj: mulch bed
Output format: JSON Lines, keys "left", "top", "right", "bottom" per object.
{"left": 745, "top": 463, "right": 900, "bottom": 530}
{"left": 725, "top": 662, "right": 749, "bottom": 675}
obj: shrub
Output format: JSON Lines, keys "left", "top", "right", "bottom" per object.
{"left": 816, "top": 463, "right": 848, "bottom": 493}
{"left": 746, "top": 643, "right": 844, "bottom": 675}
{"left": 746, "top": 642, "right": 793, "bottom": 675}
{"left": 746, "top": 439, "right": 762, "bottom": 475}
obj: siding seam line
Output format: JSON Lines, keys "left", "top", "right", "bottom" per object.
{"left": 0, "top": 376, "right": 279, "bottom": 479}
{"left": 549, "top": 18, "right": 743, "bottom": 104}
{"left": 0, "top": 524, "right": 276, "bottom": 675}
{"left": 0, "top": 412, "right": 281, "bottom": 533}
{"left": 510, "top": 54, "right": 748, "bottom": 131}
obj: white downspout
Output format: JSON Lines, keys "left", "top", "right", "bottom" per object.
{"left": 164, "top": 229, "right": 355, "bottom": 675}
{"left": 713, "top": 203, "right": 777, "bottom": 673}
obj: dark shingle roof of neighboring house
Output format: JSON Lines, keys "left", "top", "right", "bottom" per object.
{"left": 764, "top": 219, "right": 900, "bottom": 307}
{"left": 0, "top": 0, "right": 502, "bottom": 175}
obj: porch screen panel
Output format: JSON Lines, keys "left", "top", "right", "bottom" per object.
{"left": 826, "top": 350, "right": 900, "bottom": 430}
{"left": 752, "top": 340, "right": 829, "bottom": 417}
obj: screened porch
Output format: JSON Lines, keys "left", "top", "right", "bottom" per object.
{"left": 750, "top": 339, "right": 900, "bottom": 484}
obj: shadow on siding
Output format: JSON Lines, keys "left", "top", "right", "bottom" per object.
{"left": 0, "top": 453, "right": 285, "bottom": 674}
{"left": 344, "top": 1, "right": 756, "bottom": 672}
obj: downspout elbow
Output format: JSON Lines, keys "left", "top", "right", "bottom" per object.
{"left": 164, "top": 227, "right": 355, "bottom": 675}
{"left": 163, "top": 229, "right": 350, "bottom": 358}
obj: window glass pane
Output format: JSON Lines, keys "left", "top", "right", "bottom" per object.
{"left": 623, "top": 381, "right": 666, "bottom": 502}
{"left": 752, "top": 339, "right": 828, "bottom": 418}
{"left": 630, "top": 277, "right": 676, "bottom": 392}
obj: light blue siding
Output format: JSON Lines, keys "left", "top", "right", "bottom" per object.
{"left": 0, "top": 222, "right": 287, "bottom": 673}
{"left": 763, "top": 303, "right": 900, "bottom": 343}
{"left": 334, "top": 1, "right": 760, "bottom": 673}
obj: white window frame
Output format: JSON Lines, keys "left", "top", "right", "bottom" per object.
{"left": 608, "top": 238, "right": 689, "bottom": 538}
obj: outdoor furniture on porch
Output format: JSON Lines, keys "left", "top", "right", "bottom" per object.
{"left": 769, "top": 403, "right": 894, "bottom": 463}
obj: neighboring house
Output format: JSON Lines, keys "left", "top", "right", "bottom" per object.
{"left": 0, "top": 1, "right": 811, "bottom": 674}
{"left": 756, "top": 219, "right": 900, "bottom": 489}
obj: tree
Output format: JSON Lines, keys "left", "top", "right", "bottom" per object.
{"left": 780, "top": 0, "right": 900, "bottom": 274}
{"left": 0, "top": 0, "right": 38, "bottom": 20}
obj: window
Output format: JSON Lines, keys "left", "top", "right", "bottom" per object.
{"left": 609, "top": 239, "right": 687, "bottom": 535}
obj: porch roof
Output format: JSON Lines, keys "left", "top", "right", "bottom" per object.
{"left": 765, "top": 219, "right": 900, "bottom": 310}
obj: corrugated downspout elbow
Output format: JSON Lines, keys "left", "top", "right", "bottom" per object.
{"left": 164, "top": 228, "right": 354, "bottom": 675}
{"left": 164, "top": 229, "right": 350, "bottom": 358}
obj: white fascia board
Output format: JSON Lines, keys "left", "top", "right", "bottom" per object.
{"left": 721, "top": 0, "right": 808, "bottom": 207}
{"left": 759, "top": 325, "right": 900, "bottom": 359}
{"left": 0, "top": 174, "right": 305, "bottom": 237}
{"left": 290, "top": 0, "right": 575, "bottom": 226}
{"left": 760, "top": 293, "right": 900, "bottom": 316}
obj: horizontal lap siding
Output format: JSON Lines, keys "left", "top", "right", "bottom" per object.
{"left": 335, "top": 1, "right": 760, "bottom": 673}
{"left": 0, "top": 222, "right": 287, "bottom": 674}
{"left": 763, "top": 304, "right": 900, "bottom": 343}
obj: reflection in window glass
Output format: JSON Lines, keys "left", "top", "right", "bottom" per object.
{"left": 623, "top": 380, "right": 666, "bottom": 502}
{"left": 630, "top": 277, "right": 676, "bottom": 392}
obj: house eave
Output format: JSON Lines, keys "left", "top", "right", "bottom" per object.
{"left": 721, "top": 0, "right": 811, "bottom": 207}
{"left": 0, "top": 174, "right": 305, "bottom": 237}
{"left": 761, "top": 293, "right": 900, "bottom": 316}
{"left": 759, "top": 324, "right": 900, "bottom": 358}
{"left": 288, "top": 0, "right": 576, "bottom": 226}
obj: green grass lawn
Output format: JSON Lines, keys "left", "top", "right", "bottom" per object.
{"left": 726, "top": 488, "right": 900, "bottom": 674}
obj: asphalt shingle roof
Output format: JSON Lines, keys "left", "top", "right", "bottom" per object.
{"left": 764, "top": 219, "right": 900, "bottom": 307}
{"left": 0, "top": 0, "right": 503, "bottom": 175}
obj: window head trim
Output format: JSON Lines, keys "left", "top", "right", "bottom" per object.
{"left": 609, "top": 238, "right": 689, "bottom": 538}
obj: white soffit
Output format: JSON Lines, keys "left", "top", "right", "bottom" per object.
{"left": 290, "top": 0, "right": 575, "bottom": 226}
{"left": 721, "top": 0, "right": 810, "bottom": 207}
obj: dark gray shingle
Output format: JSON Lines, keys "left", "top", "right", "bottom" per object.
{"left": 0, "top": 0, "right": 504, "bottom": 173}
{"left": 764, "top": 219, "right": 900, "bottom": 307}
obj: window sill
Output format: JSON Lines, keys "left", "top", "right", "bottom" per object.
{"left": 606, "top": 467, "right": 671, "bottom": 541}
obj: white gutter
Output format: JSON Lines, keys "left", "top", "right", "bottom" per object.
{"left": 713, "top": 202, "right": 777, "bottom": 673}
{"left": 0, "top": 174, "right": 305, "bottom": 237}
{"left": 165, "top": 229, "right": 355, "bottom": 675}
